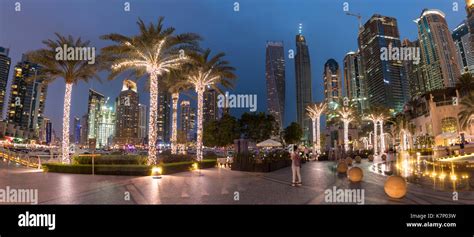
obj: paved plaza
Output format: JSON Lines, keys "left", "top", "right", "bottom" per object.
{"left": 0, "top": 159, "right": 473, "bottom": 204}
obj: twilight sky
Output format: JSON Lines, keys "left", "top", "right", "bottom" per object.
{"left": 0, "top": 0, "right": 468, "bottom": 135}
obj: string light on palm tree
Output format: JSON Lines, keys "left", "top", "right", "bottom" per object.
{"left": 101, "top": 17, "right": 201, "bottom": 165}
{"left": 338, "top": 106, "right": 354, "bottom": 152}
{"left": 162, "top": 69, "right": 192, "bottom": 155}
{"left": 365, "top": 113, "right": 379, "bottom": 155}
{"left": 187, "top": 49, "right": 236, "bottom": 161}
{"left": 26, "top": 33, "right": 103, "bottom": 164}
{"left": 306, "top": 102, "right": 327, "bottom": 155}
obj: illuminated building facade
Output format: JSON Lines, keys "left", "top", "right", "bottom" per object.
{"left": 0, "top": 47, "right": 10, "bottom": 117}
{"left": 295, "top": 24, "right": 313, "bottom": 142}
{"left": 344, "top": 52, "right": 368, "bottom": 113}
{"left": 7, "top": 55, "right": 48, "bottom": 136}
{"left": 265, "top": 41, "right": 286, "bottom": 130}
{"left": 416, "top": 9, "right": 461, "bottom": 90}
{"left": 114, "top": 80, "right": 139, "bottom": 145}
{"left": 358, "top": 14, "right": 408, "bottom": 112}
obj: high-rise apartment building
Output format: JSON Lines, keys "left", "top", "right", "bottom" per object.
{"left": 265, "top": 41, "right": 286, "bottom": 130}
{"left": 416, "top": 9, "right": 461, "bottom": 90}
{"left": 295, "top": 24, "right": 313, "bottom": 142}
{"left": 358, "top": 14, "right": 408, "bottom": 112}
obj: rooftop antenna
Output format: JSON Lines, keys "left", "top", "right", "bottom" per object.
{"left": 298, "top": 23, "right": 303, "bottom": 34}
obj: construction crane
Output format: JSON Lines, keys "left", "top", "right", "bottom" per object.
{"left": 346, "top": 12, "right": 363, "bottom": 30}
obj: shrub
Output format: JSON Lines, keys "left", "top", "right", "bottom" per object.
{"left": 160, "top": 154, "right": 194, "bottom": 163}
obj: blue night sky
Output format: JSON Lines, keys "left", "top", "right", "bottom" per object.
{"left": 0, "top": 0, "right": 468, "bottom": 135}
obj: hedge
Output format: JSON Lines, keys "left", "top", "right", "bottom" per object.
{"left": 73, "top": 155, "right": 147, "bottom": 165}
{"left": 42, "top": 159, "right": 217, "bottom": 176}
{"left": 73, "top": 154, "right": 218, "bottom": 165}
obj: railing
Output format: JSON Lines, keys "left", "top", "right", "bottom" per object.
{"left": 0, "top": 148, "right": 61, "bottom": 169}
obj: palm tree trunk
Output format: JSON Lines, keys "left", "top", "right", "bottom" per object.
{"left": 148, "top": 72, "right": 158, "bottom": 165}
{"left": 373, "top": 121, "right": 378, "bottom": 155}
{"left": 380, "top": 120, "right": 385, "bottom": 153}
{"left": 171, "top": 92, "right": 179, "bottom": 154}
{"left": 311, "top": 119, "right": 316, "bottom": 155}
{"left": 62, "top": 82, "right": 73, "bottom": 164}
{"left": 196, "top": 87, "right": 204, "bottom": 161}
{"left": 343, "top": 120, "right": 349, "bottom": 152}
{"left": 316, "top": 117, "right": 321, "bottom": 154}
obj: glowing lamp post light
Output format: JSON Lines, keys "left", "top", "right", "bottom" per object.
{"left": 151, "top": 166, "right": 163, "bottom": 179}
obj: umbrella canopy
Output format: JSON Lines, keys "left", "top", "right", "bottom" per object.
{"left": 256, "top": 139, "right": 282, "bottom": 147}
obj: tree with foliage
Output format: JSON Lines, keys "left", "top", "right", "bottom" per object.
{"left": 459, "top": 93, "right": 474, "bottom": 130}
{"left": 203, "top": 114, "right": 239, "bottom": 148}
{"left": 101, "top": 17, "right": 201, "bottom": 164}
{"left": 283, "top": 122, "right": 303, "bottom": 145}
{"left": 27, "top": 33, "right": 104, "bottom": 163}
{"left": 456, "top": 72, "right": 473, "bottom": 96}
{"left": 239, "top": 112, "right": 277, "bottom": 142}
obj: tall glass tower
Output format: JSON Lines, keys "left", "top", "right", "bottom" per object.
{"left": 0, "top": 47, "right": 10, "bottom": 118}
{"left": 323, "top": 59, "right": 342, "bottom": 108}
{"left": 452, "top": 21, "right": 474, "bottom": 74}
{"left": 295, "top": 24, "right": 313, "bottom": 143}
{"left": 358, "top": 14, "right": 408, "bottom": 112}
{"left": 343, "top": 52, "right": 368, "bottom": 113}
{"left": 416, "top": 9, "right": 461, "bottom": 90}
{"left": 265, "top": 41, "right": 285, "bottom": 130}
{"left": 7, "top": 55, "right": 48, "bottom": 135}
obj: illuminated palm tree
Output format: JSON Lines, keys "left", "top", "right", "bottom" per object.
{"left": 26, "top": 33, "right": 103, "bottom": 163}
{"left": 459, "top": 93, "right": 474, "bottom": 131}
{"left": 337, "top": 106, "right": 354, "bottom": 152}
{"left": 391, "top": 114, "right": 411, "bottom": 151}
{"left": 364, "top": 109, "right": 380, "bottom": 155}
{"left": 187, "top": 49, "right": 236, "bottom": 161}
{"left": 306, "top": 102, "right": 327, "bottom": 154}
{"left": 162, "top": 70, "right": 192, "bottom": 154}
{"left": 101, "top": 17, "right": 201, "bottom": 165}
{"left": 377, "top": 108, "right": 391, "bottom": 153}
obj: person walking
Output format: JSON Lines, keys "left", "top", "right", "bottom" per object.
{"left": 291, "top": 145, "right": 302, "bottom": 187}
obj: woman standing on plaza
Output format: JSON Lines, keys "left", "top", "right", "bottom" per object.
{"left": 291, "top": 145, "right": 302, "bottom": 187}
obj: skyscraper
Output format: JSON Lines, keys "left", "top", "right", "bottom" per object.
{"left": 452, "top": 21, "right": 474, "bottom": 74}
{"left": 115, "top": 80, "right": 139, "bottom": 146}
{"left": 358, "top": 14, "right": 408, "bottom": 112}
{"left": 466, "top": 0, "right": 474, "bottom": 50}
{"left": 97, "top": 104, "right": 115, "bottom": 148}
{"left": 157, "top": 81, "right": 171, "bottom": 143}
{"left": 7, "top": 55, "right": 48, "bottom": 135}
{"left": 203, "top": 88, "right": 219, "bottom": 123}
{"left": 402, "top": 39, "right": 428, "bottom": 98}
{"left": 265, "top": 41, "right": 286, "bottom": 130}
{"left": 80, "top": 114, "right": 88, "bottom": 145}
{"left": 138, "top": 104, "right": 147, "bottom": 144}
{"left": 343, "top": 52, "right": 368, "bottom": 113}
{"left": 87, "top": 89, "right": 105, "bottom": 147}
{"left": 416, "top": 9, "right": 461, "bottom": 90}
{"left": 295, "top": 24, "right": 313, "bottom": 142}
{"left": 73, "top": 117, "right": 81, "bottom": 144}
{"left": 0, "top": 47, "right": 11, "bottom": 117}
{"left": 323, "top": 59, "right": 342, "bottom": 109}
{"left": 180, "top": 100, "right": 195, "bottom": 142}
